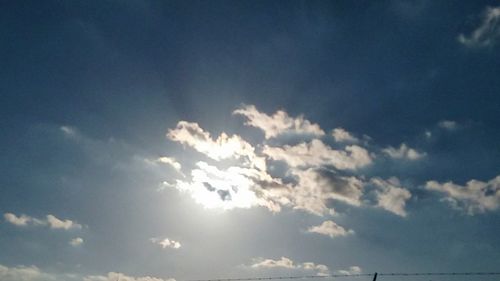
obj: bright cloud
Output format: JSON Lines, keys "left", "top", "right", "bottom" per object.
{"left": 250, "top": 257, "right": 329, "bottom": 276}
{"left": 263, "top": 140, "right": 372, "bottom": 170}
{"left": 156, "top": 156, "right": 182, "bottom": 171}
{"left": 307, "top": 220, "right": 354, "bottom": 238}
{"left": 331, "top": 128, "right": 358, "bottom": 143}
{"left": 458, "top": 6, "right": 500, "bottom": 48}
{"left": 382, "top": 143, "right": 426, "bottom": 160}
{"left": 233, "top": 105, "right": 325, "bottom": 139}
{"left": 165, "top": 105, "right": 422, "bottom": 218}
{"left": 167, "top": 121, "right": 266, "bottom": 171}
{"left": 150, "top": 237, "right": 181, "bottom": 249}
{"left": 46, "top": 214, "right": 82, "bottom": 230}
{"left": 3, "top": 213, "right": 82, "bottom": 230}
{"left": 426, "top": 175, "right": 500, "bottom": 215}
{"left": 371, "top": 177, "right": 412, "bottom": 217}
{"left": 3, "top": 213, "right": 31, "bottom": 226}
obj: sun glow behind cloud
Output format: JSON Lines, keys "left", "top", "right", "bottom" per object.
{"left": 162, "top": 105, "right": 424, "bottom": 218}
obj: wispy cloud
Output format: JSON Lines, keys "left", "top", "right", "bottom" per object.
{"left": 250, "top": 257, "right": 329, "bottom": 276}
{"left": 458, "top": 6, "right": 500, "bottom": 48}
{"left": 3, "top": 213, "right": 82, "bottom": 230}
{"left": 234, "top": 104, "right": 325, "bottom": 139}
{"left": 307, "top": 220, "right": 354, "bottom": 238}
{"left": 382, "top": 143, "right": 426, "bottom": 160}
{"left": 426, "top": 175, "right": 500, "bottom": 215}
{"left": 438, "top": 120, "right": 458, "bottom": 130}
{"left": 337, "top": 266, "right": 362, "bottom": 275}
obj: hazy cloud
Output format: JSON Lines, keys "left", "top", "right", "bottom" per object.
{"left": 426, "top": 175, "right": 500, "bottom": 215}
{"left": 69, "top": 237, "right": 84, "bottom": 247}
{"left": 458, "top": 6, "right": 500, "bottom": 48}
{"left": 234, "top": 105, "right": 325, "bottom": 139}
{"left": 250, "top": 257, "right": 329, "bottom": 276}
{"left": 438, "top": 120, "right": 458, "bottom": 130}
{"left": 382, "top": 143, "right": 426, "bottom": 160}
{"left": 307, "top": 220, "right": 354, "bottom": 238}
{"left": 337, "top": 266, "right": 362, "bottom": 275}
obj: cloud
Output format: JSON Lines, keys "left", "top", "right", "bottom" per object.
{"left": 69, "top": 237, "right": 84, "bottom": 247}
{"left": 382, "top": 143, "right": 426, "bottom": 160}
{"left": 371, "top": 177, "right": 412, "bottom": 217}
{"left": 0, "top": 264, "right": 54, "bottom": 281}
{"left": 263, "top": 140, "right": 372, "bottom": 170}
{"left": 233, "top": 105, "right": 325, "bottom": 139}
{"left": 150, "top": 237, "right": 181, "bottom": 249}
{"left": 250, "top": 257, "right": 329, "bottom": 276}
{"left": 438, "top": 120, "right": 458, "bottom": 130}
{"left": 0, "top": 264, "right": 176, "bottom": 281}
{"left": 156, "top": 157, "right": 182, "bottom": 171}
{"left": 458, "top": 6, "right": 500, "bottom": 48}
{"left": 4, "top": 213, "right": 31, "bottom": 226}
{"left": 165, "top": 105, "right": 422, "bottom": 218}
{"left": 425, "top": 175, "right": 500, "bottom": 215}
{"left": 167, "top": 121, "right": 266, "bottom": 171}
{"left": 337, "top": 266, "right": 362, "bottom": 275}
{"left": 307, "top": 220, "right": 354, "bottom": 238}
{"left": 3, "top": 213, "right": 82, "bottom": 230}
{"left": 331, "top": 128, "right": 359, "bottom": 143}
{"left": 46, "top": 214, "right": 82, "bottom": 230}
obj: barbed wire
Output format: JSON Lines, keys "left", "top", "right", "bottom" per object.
{"left": 187, "top": 272, "right": 500, "bottom": 281}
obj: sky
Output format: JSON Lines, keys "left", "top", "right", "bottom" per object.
{"left": 1, "top": 1, "right": 500, "bottom": 281}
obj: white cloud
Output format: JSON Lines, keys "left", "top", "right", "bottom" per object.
{"left": 233, "top": 105, "right": 325, "bottom": 139}
{"left": 337, "top": 266, "right": 362, "bottom": 275}
{"left": 438, "top": 120, "right": 458, "bottom": 130}
{"left": 156, "top": 156, "right": 182, "bottom": 171}
{"left": 0, "top": 263, "right": 176, "bottom": 281}
{"left": 458, "top": 6, "right": 500, "bottom": 48}
{"left": 263, "top": 139, "right": 372, "bottom": 170}
{"left": 3, "top": 213, "right": 82, "bottom": 230}
{"left": 426, "top": 175, "right": 500, "bottom": 215}
{"left": 46, "top": 214, "right": 82, "bottom": 230}
{"left": 4, "top": 213, "right": 31, "bottom": 226}
{"left": 371, "top": 177, "right": 412, "bottom": 217}
{"left": 382, "top": 143, "right": 426, "bottom": 160}
{"left": 331, "top": 128, "right": 358, "bottom": 143}
{"left": 69, "top": 237, "right": 84, "bottom": 247}
{"left": 250, "top": 257, "right": 329, "bottom": 276}
{"left": 167, "top": 121, "right": 266, "bottom": 171}
{"left": 307, "top": 220, "right": 354, "bottom": 238}
{"left": 150, "top": 237, "right": 181, "bottom": 249}
{"left": 0, "top": 264, "right": 54, "bottom": 281}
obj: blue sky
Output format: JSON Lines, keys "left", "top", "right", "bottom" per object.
{"left": 1, "top": 1, "right": 500, "bottom": 281}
